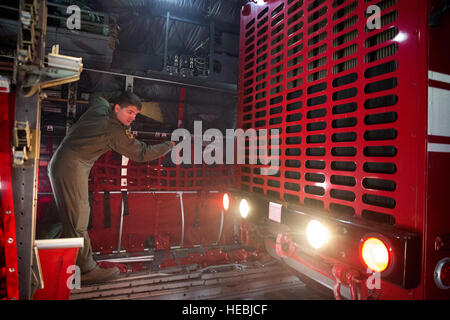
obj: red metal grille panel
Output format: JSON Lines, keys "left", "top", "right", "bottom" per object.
{"left": 39, "top": 150, "right": 234, "bottom": 193}
{"left": 237, "top": 0, "right": 427, "bottom": 230}
{"left": 89, "top": 151, "right": 234, "bottom": 192}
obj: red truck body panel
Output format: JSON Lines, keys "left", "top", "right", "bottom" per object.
{"left": 236, "top": 0, "right": 449, "bottom": 299}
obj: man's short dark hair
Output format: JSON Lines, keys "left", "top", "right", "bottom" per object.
{"left": 115, "top": 91, "right": 142, "bottom": 110}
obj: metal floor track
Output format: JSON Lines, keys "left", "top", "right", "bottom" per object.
{"left": 70, "top": 260, "right": 306, "bottom": 300}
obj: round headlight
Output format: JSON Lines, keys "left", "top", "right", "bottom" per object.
{"left": 239, "top": 199, "right": 250, "bottom": 219}
{"left": 306, "top": 220, "right": 330, "bottom": 249}
{"left": 361, "top": 237, "right": 390, "bottom": 273}
{"left": 222, "top": 193, "right": 230, "bottom": 211}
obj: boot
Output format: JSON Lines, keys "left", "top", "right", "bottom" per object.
{"left": 81, "top": 265, "right": 120, "bottom": 285}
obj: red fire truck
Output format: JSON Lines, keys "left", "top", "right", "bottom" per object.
{"left": 229, "top": 0, "right": 450, "bottom": 300}
{"left": 1, "top": 0, "right": 449, "bottom": 300}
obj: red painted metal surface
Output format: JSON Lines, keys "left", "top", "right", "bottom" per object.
{"left": 423, "top": 0, "right": 450, "bottom": 300}
{"left": 87, "top": 192, "right": 234, "bottom": 253}
{"left": 0, "top": 92, "right": 19, "bottom": 300}
{"left": 237, "top": 0, "right": 434, "bottom": 299}
{"left": 424, "top": 151, "right": 450, "bottom": 299}
{"left": 32, "top": 247, "right": 79, "bottom": 300}
{"left": 429, "top": 0, "right": 450, "bottom": 75}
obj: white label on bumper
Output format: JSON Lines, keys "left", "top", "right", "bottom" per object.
{"left": 268, "top": 202, "right": 282, "bottom": 223}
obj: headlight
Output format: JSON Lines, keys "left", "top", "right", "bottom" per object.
{"left": 306, "top": 220, "right": 330, "bottom": 249}
{"left": 361, "top": 237, "right": 390, "bottom": 272}
{"left": 239, "top": 199, "right": 250, "bottom": 219}
{"left": 222, "top": 193, "right": 230, "bottom": 211}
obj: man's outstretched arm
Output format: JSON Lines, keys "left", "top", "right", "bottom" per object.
{"left": 108, "top": 127, "right": 174, "bottom": 162}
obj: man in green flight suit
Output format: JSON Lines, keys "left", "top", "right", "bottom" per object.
{"left": 41, "top": 91, "right": 174, "bottom": 284}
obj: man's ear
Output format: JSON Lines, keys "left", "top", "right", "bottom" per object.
{"left": 114, "top": 104, "right": 120, "bottom": 113}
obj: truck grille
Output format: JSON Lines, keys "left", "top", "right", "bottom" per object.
{"left": 237, "top": 0, "right": 422, "bottom": 228}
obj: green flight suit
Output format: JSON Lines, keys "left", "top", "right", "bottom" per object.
{"left": 46, "top": 92, "right": 173, "bottom": 272}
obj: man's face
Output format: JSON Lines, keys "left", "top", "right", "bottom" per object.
{"left": 114, "top": 104, "right": 140, "bottom": 126}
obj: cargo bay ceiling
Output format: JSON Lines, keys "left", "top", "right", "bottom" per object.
{"left": 0, "top": 0, "right": 246, "bottom": 135}
{"left": 0, "top": 0, "right": 244, "bottom": 86}
{"left": 96, "top": 0, "right": 243, "bottom": 85}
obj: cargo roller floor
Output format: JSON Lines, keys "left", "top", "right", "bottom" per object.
{"left": 70, "top": 259, "right": 333, "bottom": 300}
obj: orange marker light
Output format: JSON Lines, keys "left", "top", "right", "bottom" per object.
{"left": 222, "top": 193, "right": 230, "bottom": 211}
{"left": 361, "top": 237, "right": 390, "bottom": 272}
